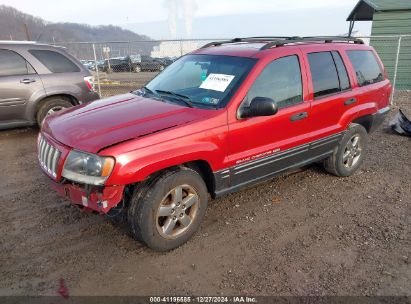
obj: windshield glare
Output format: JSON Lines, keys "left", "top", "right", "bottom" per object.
{"left": 144, "top": 54, "right": 256, "bottom": 108}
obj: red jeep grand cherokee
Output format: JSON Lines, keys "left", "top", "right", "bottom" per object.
{"left": 38, "top": 37, "right": 391, "bottom": 251}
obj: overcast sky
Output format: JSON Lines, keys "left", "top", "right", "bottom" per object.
{"left": 0, "top": 0, "right": 360, "bottom": 24}
{"left": 0, "top": 0, "right": 371, "bottom": 38}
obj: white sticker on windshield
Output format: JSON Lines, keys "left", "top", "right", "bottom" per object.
{"left": 200, "top": 73, "right": 235, "bottom": 92}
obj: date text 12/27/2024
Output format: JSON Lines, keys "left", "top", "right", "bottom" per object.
{"left": 150, "top": 296, "right": 257, "bottom": 303}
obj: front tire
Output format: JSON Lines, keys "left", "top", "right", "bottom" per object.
{"left": 324, "top": 124, "right": 368, "bottom": 177}
{"left": 128, "top": 168, "right": 208, "bottom": 251}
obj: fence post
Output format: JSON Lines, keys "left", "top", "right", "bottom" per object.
{"left": 390, "top": 36, "right": 402, "bottom": 105}
{"left": 92, "top": 43, "right": 102, "bottom": 97}
{"left": 180, "top": 40, "right": 183, "bottom": 57}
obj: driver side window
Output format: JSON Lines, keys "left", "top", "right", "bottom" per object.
{"left": 244, "top": 55, "right": 303, "bottom": 109}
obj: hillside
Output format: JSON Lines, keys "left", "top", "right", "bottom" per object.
{"left": 0, "top": 5, "right": 151, "bottom": 43}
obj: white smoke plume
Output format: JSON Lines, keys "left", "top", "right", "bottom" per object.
{"left": 167, "top": 0, "right": 178, "bottom": 39}
{"left": 183, "top": 0, "right": 195, "bottom": 37}
{"left": 166, "top": 0, "right": 197, "bottom": 38}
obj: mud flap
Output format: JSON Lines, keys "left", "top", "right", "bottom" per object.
{"left": 389, "top": 109, "right": 411, "bottom": 137}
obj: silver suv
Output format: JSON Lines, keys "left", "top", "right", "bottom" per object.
{"left": 0, "top": 41, "right": 100, "bottom": 129}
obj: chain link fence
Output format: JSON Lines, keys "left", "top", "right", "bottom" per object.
{"left": 57, "top": 36, "right": 410, "bottom": 103}
{"left": 58, "top": 39, "right": 221, "bottom": 98}
{"left": 364, "top": 35, "right": 411, "bottom": 104}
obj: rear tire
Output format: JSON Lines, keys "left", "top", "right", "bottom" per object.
{"left": 133, "top": 65, "right": 141, "bottom": 73}
{"left": 36, "top": 97, "right": 72, "bottom": 127}
{"left": 127, "top": 168, "right": 208, "bottom": 251}
{"left": 323, "top": 124, "right": 368, "bottom": 177}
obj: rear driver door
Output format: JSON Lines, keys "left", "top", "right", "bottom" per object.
{"left": 304, "top": 50, "right": 357, "bottom": 140}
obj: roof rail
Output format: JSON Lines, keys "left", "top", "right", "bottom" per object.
{"left": 201, "top": 36, "right": 364, "bottom": 50}
{"left": 0, "top": 40, "right": 38, "bottom": 44}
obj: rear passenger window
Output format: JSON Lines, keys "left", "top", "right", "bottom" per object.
{"left": 0, "top": 49, "right": 34, "bottom": 76}
{"left": 308, "top": 52, "right": 341, "bottom": 98}
{"left": 29, "top": 50, "right": 80, "bottom": 73}
{"left": 347, "top": 50, "right": 383, "bottom": 86}
{"left": 245, "top": 55, "right": 303, "bottom": 109}
{"left": 331, "top": 51, "right": 350, "bottom": 91}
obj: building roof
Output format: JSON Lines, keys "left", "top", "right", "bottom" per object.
{"left": 347, "top": 0, "right": 411, "bottom": 21}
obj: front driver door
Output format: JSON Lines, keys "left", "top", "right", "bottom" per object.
{"left": 227, "top": 53, "right": 311, "bottom": 188}
{"left": 0, "top": 49, "right": 44, "bottom": 123}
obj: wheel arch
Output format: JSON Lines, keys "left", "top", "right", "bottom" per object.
{"left": 32, "top": 94, "right": 79, "bottom": 120}
{"left": 125, "top": 159, "right": 216, "bottom": 198}
{"left": 351, "top": 114, "right": 373, "bottom": 133}
{"left": 183, "top": 160, "right": 216, "bottom": 196}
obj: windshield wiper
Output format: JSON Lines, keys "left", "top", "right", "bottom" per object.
{"left": 142, "top": 86, "right": 155, "bottom": 95}
{"left": 132, "top": 86, "right": 155, "bottom": 97}
{"left": 155, "top": 90, "right": 194, "bottom": 108}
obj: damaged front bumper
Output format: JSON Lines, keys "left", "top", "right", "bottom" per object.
{"left": 390, "top": 109, "right": 411, "bottom": 137}
{"left": 49, "top": 179, "right": 125, "bottom": 214}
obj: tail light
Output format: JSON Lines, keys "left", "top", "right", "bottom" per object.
{"left": 84, "top": 76, "right": 95, "bottom": 92}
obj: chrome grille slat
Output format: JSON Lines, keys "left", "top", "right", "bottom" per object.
{"left": 40, "top": 137, "right": 47, "bottom": 164}
{"left": 38, "top": 135, "right": 61, "bottom": 178}
{"left": 51, "top": 149, "right": 60, "bottom": 175}
{"left": 48, "top": 148, "right": 56, "bottom": 173}
{"left": 42, "top": 139, "right": 48, "bottom": 164}
{"left": 46, "top": 146, "right": 53, "bottom": 173}
{"left": 44, "top": 144, "right": 51, "bottom": 170}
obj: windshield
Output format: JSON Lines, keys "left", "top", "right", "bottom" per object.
{"left": 140, "top": 54, "right": 257, "bottom": 108}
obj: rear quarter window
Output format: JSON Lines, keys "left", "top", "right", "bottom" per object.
{"left": 29, "top": 50, "right": 81, "bottom": 73}
{"left": 346, "top": 50, "right": 383, "bottom": 87}
{"left": 331, "top": 51, "right": 350, "bottom": 91}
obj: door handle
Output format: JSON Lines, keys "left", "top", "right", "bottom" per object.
{"left": 290, "top": 112, "right": 308, "bottom": 122}
{"left": 344, "top": 98, "right": 357, "bottom": 106}
{"left": 20, "top": 79, "right": 36, "bottom": 84}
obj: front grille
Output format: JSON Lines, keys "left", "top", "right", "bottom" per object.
{"left": 38, "top": 135, "right": 61, "bottom": 178}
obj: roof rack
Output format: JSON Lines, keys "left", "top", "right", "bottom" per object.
{"left": 0, "top": 40, "right": 38, "bottom": 44}
{"left": 201, "top": 36, "right": 364, "bottom": 50}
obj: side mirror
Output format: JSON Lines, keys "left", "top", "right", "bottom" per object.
{"left": 240, "top": 97, "right": 278, "bottom": 119}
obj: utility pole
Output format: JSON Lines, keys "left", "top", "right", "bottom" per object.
{"left": 24, "top": 23, "right": 32, "bottom": 41}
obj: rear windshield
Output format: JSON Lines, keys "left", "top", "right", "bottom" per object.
{"left": 142, "top": 54, "right": 257, "bottom": 108}
{"left": 29, "top": 50, "right": 81, "bottom": 73}
{"left": 346, "top": 50, "right": 384, "bottom": 86}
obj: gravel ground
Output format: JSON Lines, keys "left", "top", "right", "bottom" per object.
{"left": 0, "top": 94, "right": 410, "bottom": 297}
{"left": 96, "top": 72, "right": 157, "bottom": 98}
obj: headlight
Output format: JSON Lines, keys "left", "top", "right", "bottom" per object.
{"left": 62, "top": 150, "right": 115, "bottom": 185}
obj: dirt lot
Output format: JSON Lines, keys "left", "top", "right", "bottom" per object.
{"left": 96, "top": 72, "right": 158, "bottom": 98}
{"left": 0, "top": 94, "right": 410, "bottom": 297}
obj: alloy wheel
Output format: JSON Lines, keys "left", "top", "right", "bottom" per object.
{"left": 342, "top": 134, "right": 362, "bottom": 168}
{"left": 156, "top": 184, "right": 199, "bottom": 239}
{"left": 47, "top": 106, "right": 67, "bottom": 116}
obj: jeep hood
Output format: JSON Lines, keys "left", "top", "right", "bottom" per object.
{"left": 43, "top": 93, "right": 209, "bottom": 153}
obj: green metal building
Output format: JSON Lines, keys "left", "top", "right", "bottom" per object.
{"left": 347, "top": 0, "right": 411, "bottom": 89}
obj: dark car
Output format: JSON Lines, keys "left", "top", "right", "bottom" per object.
{"left": 99, "top": 55, "right": 172, "bottom": 73}
{"left": 39, "top": 36, "right": 390, "bottom": 251}
{"left": 131, "top": 55, "right": 169, "bottom": 72}
{"left": 99, "top": 57, "right": 131, "bottom": 73}
{"left": 0, "top": 41, "right": 100, "bottom": 129}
